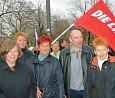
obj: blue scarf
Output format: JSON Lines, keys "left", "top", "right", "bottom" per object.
{"left": 38, "top": 54, "right": 48, "bottom": 61}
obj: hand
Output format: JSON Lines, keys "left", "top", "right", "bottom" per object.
{"left": 65, "top": 95, "right": 67, "bottom": 98}
{"left": 36, "top": 87, "right": 42, "bottom": 98}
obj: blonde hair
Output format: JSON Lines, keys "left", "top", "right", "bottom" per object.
{"left": 14, "top": 31, "right": 27, "bottom": 41}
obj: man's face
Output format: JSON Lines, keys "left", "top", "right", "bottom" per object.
{"left": 69, "top": 30, "right": 83, "bottom": 48}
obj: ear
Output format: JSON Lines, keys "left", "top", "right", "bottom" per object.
{"left": 107, "top": 48, "right": 109, "bottom": 52}
{"left": 94, "top": 50, "right": 97, "bottom": 55}
{"left": 69, "top": 37, "right": 72, "bottom": 43}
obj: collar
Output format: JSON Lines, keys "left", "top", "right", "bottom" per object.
{"left": 38, "top": 53, "right": 48, "bottom": 61}
{"left": 97, "top": 55, "right": 108, "bottom": 63}
{"left": 1, "top": 60, "right": 19, "bottom": 71}
{"left": 51, "top": 51, "right": 60, "bottom": 56}
{"left": 21, "top": 47, "right": 28, "bottom": 53}
{"left": 92, "top": 55, "right": 115, "bottom": 67}
{"left": 70, "top": 45, "right": 82, "bottom": 53}
{"left": 33, "top": 54, "right": 51, "bottom": 64}
{"left": 65, "top": 44, "right": 91, "bottom": 55}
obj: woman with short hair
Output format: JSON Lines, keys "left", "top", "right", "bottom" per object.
{"left": 0, "top": 39, "right": 36, "bottom": 98}
{"left": 14, "top": 31, "right": 33, "bottom": 63}
{"left": 85, "top": 37, "right": 115, "bottom": 98}
{"left": 26, "top": 35, "right": 65, "bottom": 98}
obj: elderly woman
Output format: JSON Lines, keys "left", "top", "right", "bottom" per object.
{"left": 14, "top": 31, "right": 33, "bottom": 63}
{"left": 0, "top": 39, "right": 36, "bottom": 98}
{"left": 26, "top": 35, "right": 65, "bottom": 98}
{"left": 85, "top": 37, "right": 115, "bottom": 98}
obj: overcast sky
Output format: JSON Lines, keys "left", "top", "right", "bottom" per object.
{"left": 26, "top": 0, "right": 71, "bottom": 17}
{"left": 50, "top": 0, "right": 70, "bottom": 15}
{"left": 26, "top": 0, "right": 115, "bottom": 17}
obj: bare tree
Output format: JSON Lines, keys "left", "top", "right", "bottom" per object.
{"left": 0, "top": 0, "right": 47, "bottom": 47}
{"left": 68, "top": 0, "right": 115, "bottom": 44}
{"left": 69, "top": 0, "right": 115, "bottom": 20}
{"left": 0, "top": 0, "right": 46, "bottom": 36}
{"left": 51, "top": 13, "right": 70, "bottom": 40}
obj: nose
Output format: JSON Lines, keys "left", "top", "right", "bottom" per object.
{"left": 10, "top": 51, "right": 15, "bottom": 55}
{"left": 100, "top": 50, "right": 104, "bottom": 54}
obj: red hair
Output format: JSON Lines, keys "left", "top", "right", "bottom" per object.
{"left": 93, "top": 37, "right": 109, "bottom": 50}
{"left": 14, "top": 31, "right": 27, "bottom": 41}
{"left": 37, "top": 35, "right": 52, "bottom": 46}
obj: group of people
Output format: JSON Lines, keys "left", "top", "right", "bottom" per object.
{"left": 0, "top": 30, "right": 115, "bottom": 98}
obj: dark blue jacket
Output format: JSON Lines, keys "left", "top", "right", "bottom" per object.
{"left": 18, "top": 48, "right": 33, "bottom": 64}
{"left": 26, "top": 54, "right": 65, "bottom": 98}
{"left": 0, "top": 60, "right": 36, "bottom": 98}
{"left": 85, "top": 56, "right": 115, "bottom": 98}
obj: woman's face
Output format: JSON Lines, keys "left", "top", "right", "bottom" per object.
{"left": 5, "top": 46, "right": 19, "bottom": 63}
{"left": 94, "top": 45, "right": 109, "bottom": 60}
{"left": 16, "top": 36, "right": 27, "bottom": 49}
{"left": 52, "top": 43, "right": 60, "bottom": 52}
{"left": 39, "top": 42, "right": 51, "bottom": 55}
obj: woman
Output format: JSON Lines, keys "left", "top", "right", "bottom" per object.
{"left": 0, "top": 39, "right": 36, "bottom": 98}
{"left": 85, "top": 37, "right": 115, "bottom": 98}
{"left": 50, "top": 41, "right": 60, "bottom": 59}
{"left": 14, "top": 31, "right": 33, "bottom": 63}
{"left": 27, "top": 35, "right": 65, "bottom": 98}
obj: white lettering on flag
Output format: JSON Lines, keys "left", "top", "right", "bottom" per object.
{"left": 91, "top": 10, "right": 115, "bottom": 33}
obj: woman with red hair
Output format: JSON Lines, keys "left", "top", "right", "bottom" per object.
{"left": 26, "top": 35, "right": 65, "bottom": 98}
{"left": 14, "top": 31, "right": 33, "bottom": 64}
{"left": 85, "top": 37, "right": 115, "bottom": 98}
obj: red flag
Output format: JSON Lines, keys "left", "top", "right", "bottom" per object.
{"left": 74, "top": 0, "right": 115, "bottom": 51}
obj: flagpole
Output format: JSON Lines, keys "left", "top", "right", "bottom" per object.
{"left": 52, "top": 23, "right": 74, "bottom": 44}
{"left": 35, "top": 29, "right": 38, "bottom": 46}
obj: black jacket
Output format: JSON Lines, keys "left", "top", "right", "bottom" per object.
{"left": 59, "top": 45, "right": 94, "bottom": 98}
{"left": 0, "top": 60, "right": 36, "bottom": 98}
{"left": 85, "top": 56, "right": 115, "bottom": 98}
{"left": 26, "top": 54, "right": 65, "bottom": 98}
{"left": 18, "top": 48, "right": 34, "bottom": 64}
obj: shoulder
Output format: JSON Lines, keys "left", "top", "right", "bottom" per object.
{"left": 50, "top": 55, "right": 60, "bottom": 67}
{"left": 87, "top": 64, "right": 99, "bottom": 74}
{"left": 23, "top": 48, "right": 34, "bottom": 56}
{"left": 82, "top": 45, "right": 94, "bottom": 58}
{"left": 50, "top": 55, "right": 59, "bottom": 62}
{"left": 83, "top": 44, "right": 93, "bottom": 51}
{"left": 26, "top": 56, "right": 37, "bottom": 65}
{"left": 27, "top": 55, "right": 35, "bottom": 60}
{"left": 17, "top": 60, "right": 27, "bottom": 67}
{"left": 26, "top": 49, "right": 34, "bottom": 56}
{"left": 16, "top": 61, "right": 30, "bottom": 72}
{"left": 60, "top": 46, "right": 70, "bottom": 55}
{"left": 109, "top": 55, "right": 115, "bottom": 63}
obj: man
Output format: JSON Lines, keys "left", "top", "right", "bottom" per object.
{"left": 59, "top": 39, "right": 69, "bottom": 50}
{"left": 50, "top": 41, "right": 60, "bottom": 59}
{"left": 59, "top": 30, "right": 94, "bottom": 98}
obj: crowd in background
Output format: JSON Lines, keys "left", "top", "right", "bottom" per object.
{"left": 0, "top": 30, "right": 115, "bottom": 98}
